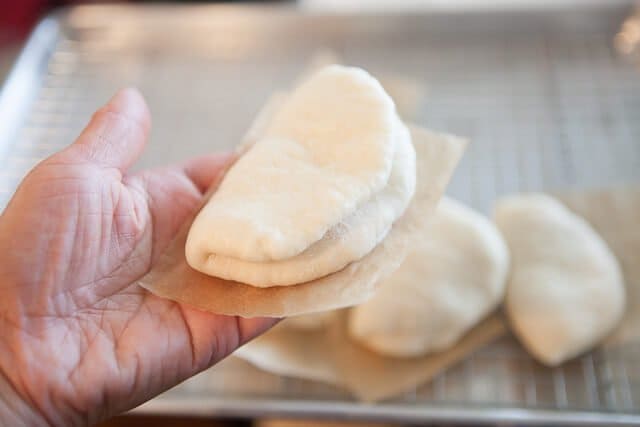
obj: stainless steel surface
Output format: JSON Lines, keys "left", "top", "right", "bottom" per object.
{"left": 1, "top": 3, "right": 639, "bottom": 425}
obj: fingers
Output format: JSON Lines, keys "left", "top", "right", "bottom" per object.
{"left": 181, "top": 152, "right": 235, "bottom": 194}
{"left": 68, "top": 88, "right": 151, "bottom": 173}
{"left": 178, "top": 304, "right": 280, "bottom": 370}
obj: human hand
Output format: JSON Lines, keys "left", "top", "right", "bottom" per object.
{"left": 0, "top": 89, "right": 277, "bottom": 426}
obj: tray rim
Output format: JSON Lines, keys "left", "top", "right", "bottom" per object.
{"left": 134, "top": 396, "right": 640, "bottom": 426}
{"left": 0, "top": 16, "right": 60, "bottom": 167}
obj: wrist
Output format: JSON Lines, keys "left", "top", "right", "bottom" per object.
{"left": 0, "top": 312, "right": 50, "bottom": 426}
{"left": 0, "top": 313, "right": 89, "bottom": 427}
{"left": 0, "top": 364, "right": 48, "bottom": 426}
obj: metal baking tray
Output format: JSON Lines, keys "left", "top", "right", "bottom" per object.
{"left": 1, "top": 3, "right": 640, "bottom": 425}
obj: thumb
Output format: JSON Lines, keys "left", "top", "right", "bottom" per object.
{"left": 63, "top": 88, "right": 151, "bottom": 173}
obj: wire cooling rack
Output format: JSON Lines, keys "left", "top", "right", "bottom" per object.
{"left": 0, "top": 4, "right": 639, "bottom": 425}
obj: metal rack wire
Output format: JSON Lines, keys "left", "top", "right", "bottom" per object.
{"left": 0, "top": 4, "right": 639, "bottom": 424}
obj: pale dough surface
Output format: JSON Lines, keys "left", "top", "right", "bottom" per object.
{"left": 186, "top": 65, "right": 403, "bottom": 264}
{"left": 558, "top": 188, "right": 640, "bottom": 347}
{"left": 194, "top": 129, "right": 415, "bottom": 287}
{"left": 348, "top": 197, "right": 509, "bottom": 357}
{"left": 297, "top": 50, "right": 426, "bottom": 120}
{"left": 495, "top": 193, "right": 626, "bottom": 366}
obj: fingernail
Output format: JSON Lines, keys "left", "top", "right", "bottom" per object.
{"left": 108, "top": 88, "right": 143, "bottom": 111}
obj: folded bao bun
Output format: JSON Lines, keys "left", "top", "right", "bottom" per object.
{"left": 186, "top": 66, "right": 415, "bottom": 286}
{"left": 495, "top": 194, "right": 625, "bottom": 366}
{"left": 139, "top": 66, "right": 467, "bottom": 317}
{"left": 348, "top": 197, "right": 509, "bottom": 358}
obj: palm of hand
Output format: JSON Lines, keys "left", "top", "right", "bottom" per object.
{"left": 0, "top": 90, "right": 275, "bottom": 426}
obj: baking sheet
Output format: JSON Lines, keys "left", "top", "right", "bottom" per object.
{"left": 1, "top": 3, "right": 640, "bottom": 425}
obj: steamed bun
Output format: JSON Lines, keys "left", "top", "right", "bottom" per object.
{"left": 348, "top": 197, "right": 509, "bottom": 358}
{"left": 186, "top": 65, "right": 414, "bottom": 287}
{"left": 495, "top": 194, "right": 625, "bottom": 366}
